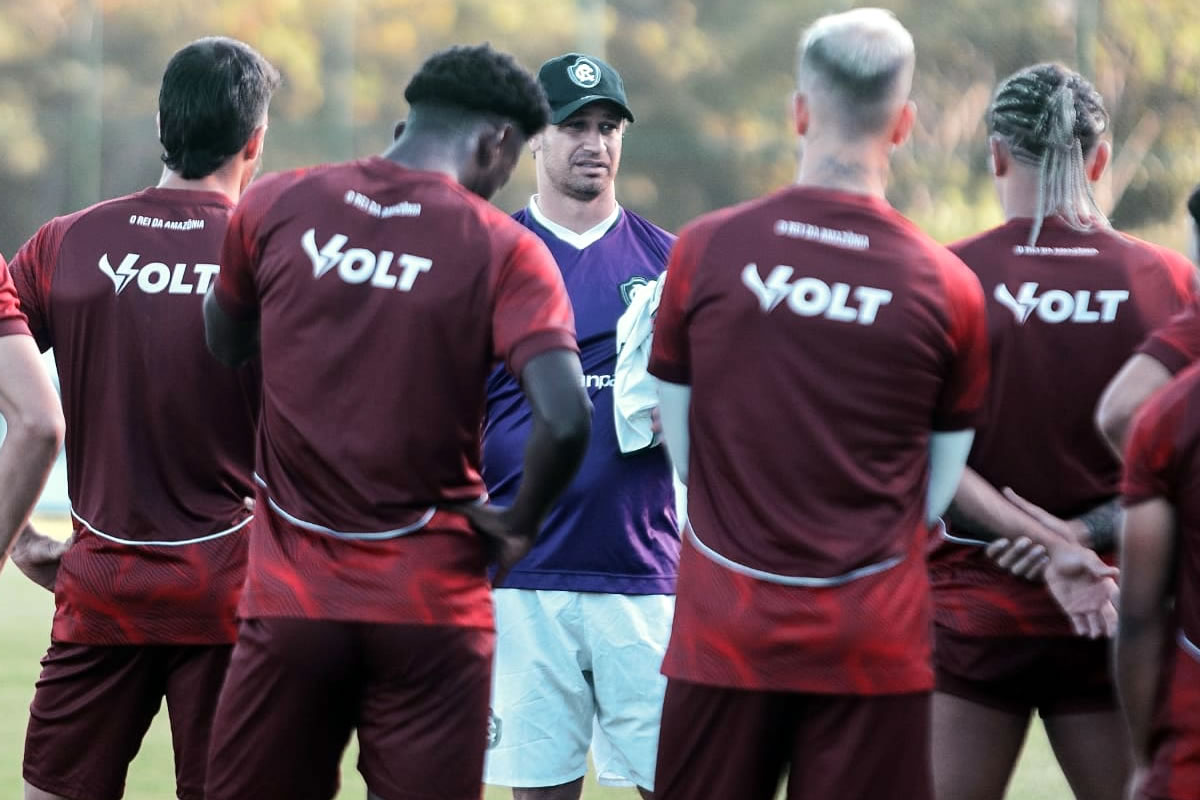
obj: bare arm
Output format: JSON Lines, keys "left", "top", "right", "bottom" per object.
{"left": 946, "top": 467, "right": 1067, "bottom": 549}
{"left": 948, "top": 468, "right": 1119, "bottom": 636}
{"left": 1097, "top": 355, "right": 1172, "bottom": 457}
{"left": 203, "top": 288, "right": 259, "bottom": 368}
{"left": 0, "top": 335, "right": 64, "bottom": 573}
{"left": 1116, "top": 497, "right": 1176, "bottom": 766}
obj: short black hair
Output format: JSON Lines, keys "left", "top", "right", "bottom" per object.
{"left": 404, "top": 44, "right": 550, "bottom": 138}
{"left": 159, "top": 37, "right": 281, "bottom": 179}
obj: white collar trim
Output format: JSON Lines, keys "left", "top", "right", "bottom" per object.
{"left": 528, "top": 195, "right": 621, "bottom": 249}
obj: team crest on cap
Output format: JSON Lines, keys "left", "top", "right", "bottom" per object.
{"left": 567, "top": 56, "right": 602, "bottom": 89}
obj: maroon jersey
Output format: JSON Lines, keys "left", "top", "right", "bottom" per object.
{"left": 0, "top": 255, "right": 31, "bottom": 337}
{"left": 648, "top": 187, "right": 989, "bottom": 694}
{"left": 1140, "top": 297, "right": 1200, "bottom": 376}
{"left": 8, "top": 188, "right": 259, "bottom": 645}
{"left": 1123, "top": 364, "right": 1200, "bottom": 800}
{"left": 214, "top": 158, "right": 576, "bottom": 627}
{"left": 931, "top": 218, "right": 1195, "bottom": 638}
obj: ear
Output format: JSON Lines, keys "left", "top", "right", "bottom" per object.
{"left": 528, "top": 130, "right": 544, "bottom": 156}
{"left": 474, "top": 123, "right": 512, "bottom": 168}
{"left": 243, "top": 123, "right": 267, "bottom": 162}
{"left": 989, "top": 136, "right": 1009, "bottom": 177}
{"left": 155, "top": 112, "right": 161, "bottom": 139}
{"left": 793, "top": 91, "right": 810, "bottom": 136}
{"left": 1086, "top": 139, "right": 1111, "bottom": 182}
{"left": 889, "top": 100, "right": 916, "bottom": 147}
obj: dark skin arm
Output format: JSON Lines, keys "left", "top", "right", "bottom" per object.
{"left": 1116, "top": 497, "right": 1177, "bottom": 770}
{"left": 203, "top": 289, "right": 259, "bottom": 368}
{"left": 457, "top": 349, "right": 591, "bottom": 572}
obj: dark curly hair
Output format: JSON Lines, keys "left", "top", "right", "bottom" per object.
{"left": 159, "top": 37, "right": 280, "bottom": 180}
{"left": 987, "top": 63, "right": 1110, "bottom": 245}
{"left": 404, "top": 44, "right": 549, "bottom": 137}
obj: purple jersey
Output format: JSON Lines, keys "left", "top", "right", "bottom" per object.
{"left": 482, "top": 205, "right": 680, "bottom": 594}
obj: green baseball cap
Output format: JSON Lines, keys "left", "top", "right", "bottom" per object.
{"left": 537, "top": 53, "right": 634, "bottom": 124}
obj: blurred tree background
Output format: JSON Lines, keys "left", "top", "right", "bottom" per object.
{"left": 1, "top": 0, "right": 1198, "bottom": 256}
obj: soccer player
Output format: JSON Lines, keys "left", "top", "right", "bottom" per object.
{"left": 648, "top": 9, "right": 989, "bottom": 799}
{"left": 0, "top": 254, "right": 63, "bottom": 575}
{"left": 481, "top": 52, "right": 679, "bottom": 800}
{"left": 1118, "top": 364, "right": 1200, "bottom": 800}
{"left": 1097, "top": 185, "right": 1200, "bottom": 454}
{"left": 928, "top": 64, "right": 1196, "bottom": 800}
{"left": 202, "top": 44, "right": 592, "bottom": 800}
{"left": 6, "top": 37, "right": 278, "bottom": 800}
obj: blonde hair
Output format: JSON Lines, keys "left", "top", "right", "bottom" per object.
{"left": 988, "top": 63, "right": 1110, "bottom": 245}
{"left": 797, "top": 8, "right": 915, "bottom": 135}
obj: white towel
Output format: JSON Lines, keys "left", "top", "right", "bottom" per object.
{"left": 613, "top": 276, "right": 665, "bottom": 453}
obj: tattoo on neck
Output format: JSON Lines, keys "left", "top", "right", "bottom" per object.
{"left": 812, "top": 156, "right": 869, "bottom": 188}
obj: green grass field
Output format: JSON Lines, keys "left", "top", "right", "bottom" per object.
{"left": 0, "top": 516, "right": 1074, "bottom": 798}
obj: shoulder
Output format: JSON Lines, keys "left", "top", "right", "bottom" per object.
{"left": 673, "top": 198, "right": 762, "bottom": 254}
{"left": 241, "top": 166, "right": 333, "bottom": 209}
{"left": 947, "top": 224, "right": 1010, "bottom": 262}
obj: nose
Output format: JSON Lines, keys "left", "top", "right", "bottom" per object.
{"left": 578, "top": 125, "right": 605, "bottom": 153}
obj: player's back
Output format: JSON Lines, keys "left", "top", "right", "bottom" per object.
{"left": 9, "top": 188, "right": 257, "bottom": 643}
{"left": 932, "top": 219, "right": 1194, "bottom": 637}
{"left": 235, "top": 158, "right": 570, "bottom": 534}
{"left": 677, "top": 186, "right": 984, "bottom": 579}
{"left": 955, "top": 218, "right": 1194, "bottom": 517}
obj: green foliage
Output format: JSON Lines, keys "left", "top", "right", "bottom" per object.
{"left": 0, "top": 0, "right": 1196, "bottom": 253}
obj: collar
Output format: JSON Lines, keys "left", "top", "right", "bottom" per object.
{"left": 528, "top": 195, "right": 621, "bottom": 249}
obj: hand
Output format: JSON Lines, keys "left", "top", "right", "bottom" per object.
{"left": 451, "top": 503, "right": 535, "bottom": 578}
{"left": 10, "top": 527, "right": 72, "bottom": 592}
{"left": 1044, "top": 543, "right": 1120, "bottom": 638}
{"left": 1002, "top": 487, "right": 1088, "bottom": 544}
{"left": 243, "top": 496, "right": 256, "bottom": 513}
{"left": 650, "top": 407, "right": 662, "bottom": 436}
{"left": 985, "top": 536, "right": 1049, "bottom": 580}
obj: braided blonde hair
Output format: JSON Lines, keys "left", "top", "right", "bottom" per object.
{"left": 987, "top": 63, "right": 1110, "bottom": 246}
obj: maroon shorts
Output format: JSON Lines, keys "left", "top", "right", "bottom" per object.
{"left": 654, "top": 679, "right": 932, "bottom": 800}
{"left": 205, "top": 617, "right": 494, "bottom": 800}
{"left": 934, "top": 625, "right": 1115, "bottom": 717}
{"left": 23, "top": 642, "right": 232, "bottom": 800}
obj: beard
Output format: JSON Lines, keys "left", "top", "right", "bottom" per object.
{"left": 559, "top": 170, "right": 608, "bottom": 201}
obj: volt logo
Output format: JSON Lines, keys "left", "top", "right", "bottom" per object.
{"left": 98, "top": 253, "right": 219, "bottom": 296}
{"left": 994, "top": 282, "right": 1128, "bottom": 324}
{"left": 301, "top": 229, "right": 432, "bottom": 291}
{"left": 741, "top": 263, "right": 892, "bottom": 325}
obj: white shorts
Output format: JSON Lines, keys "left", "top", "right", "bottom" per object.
{"left": 484, "top": 589, "right": 675, "bottom": 790}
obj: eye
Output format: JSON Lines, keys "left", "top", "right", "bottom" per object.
{"left": 600, "top": 123, "right": 619, "bottom": 134}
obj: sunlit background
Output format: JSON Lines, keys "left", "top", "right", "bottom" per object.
{"left": 7, "top": 0, "right": 1199, "bottom": 509}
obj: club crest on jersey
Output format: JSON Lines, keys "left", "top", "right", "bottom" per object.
{"left": 301, "top": 228, "right": 433, "bottom": 292}
{"left": 567, "top": 56, "right": 601, "bottom": 88}
{"left": 619, "top": 276, "right": 650, "bottom": 306}
{"left": 993, "top": 282, "right": 1129, "bottom": 325}
{"left": 741, "top": 263, "right": 892, "bottom": 325}
{"left": 97, "top": 253, "right": 220, "bottom": 296}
